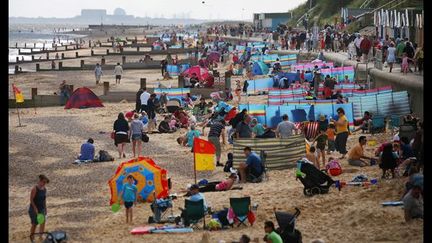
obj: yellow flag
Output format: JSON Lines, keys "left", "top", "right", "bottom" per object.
{"left": 12, "top": 84, "right": 24, "bottom": 103}
{"left": 194, "top": 138, "right": 216, "bottom": 171}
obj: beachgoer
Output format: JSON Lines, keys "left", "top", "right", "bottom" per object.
{"left": 119, "top": 175, "right": 138, "bottom": 223}
{"left": 139, "top": 88, "right": 150, "bottom": 114}
{"left": 251, "top": 118, "right": 265, "bottom": 137}
{"left": 59, "top": 80, "right": 70, "bottom": 105}
{"left": 135, "top": 88, "right": 143, "bottom": 113}
{"left": 189, "top": 73, "right": 199, "bottom": 88}
{"left": 263, "top": 221, "right": 283, "bottom": 243}
{"left": 378, "top": 143, "right": 398, "bottom": 179}
{"left": 360, "top": 35, "right": 372, "bottom": 62}
{"left": 180, "top": 184, "right": 208, "bottom": 226}
{"left": 159, "top": 116, "right": 176, "bottom": 133}
{"left": 208, "top": 119, "right": 226, "bottom": 167}
{"left": 130, "top": 114, "right": 145, "bottom": 158}
{"left": 238, "top": 146, "right": 263, "bottom": 183}
{"left": 414, "top": 46, "right": 423, "bottom": 74}
{"left": 275, "top": 114, "right": 297, "bottom": 139}
{"left": 94, "top": 63, "right": 103, "bottom": 84}
{"left": 401, "top": 53, "right": 410, "bottom": 75}
{"left": 331, "top": 108, "right": 349, "bottom": 159}
{"left": 114, "top": 63, "right": 123, "bottom": 84}
{"left": 347, "top": 136, "right": 373, "bottom": 167}
{"left": 113, "top": 112, "right": 130, "bottom": 159}
{"left": 403, "top": 185, "right": 423, "bottom": 222}
{"left": 235, "top": 115, "right": 252, "bottom": 139}
{"left": 29, "top": 175, "right": 49, "bottom": 242}
{"left": 235, "top": 80, "right": 242, "bottom": 104}
{"left": 326, "top": 123, "right": 336, "bottom": 154}
{"left": 198, "top": 173, "right": 237, "bottom": 192}
{"left": 386, "top": 43, "right": 397, "bottom": 72}
{"left": 312, "top": 129, "right": 328, "bottom": 169}
{"left": 186, "top": 125, "right": 201, "bottom": 147}
{"left": 77, "top": 138, "right": 95, "bottom": 161}
{"left": 146, "top": 94, "right": 157, "bottom": 132}
{"left": 306, "top": 146, "right": 319, "bottom": 168}
{"left": 353, "top": 111, "right": 372, "bottom": 133}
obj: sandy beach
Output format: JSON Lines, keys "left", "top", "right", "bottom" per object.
{"left": 9, "top": 29, "right": 423, "bottom": 243}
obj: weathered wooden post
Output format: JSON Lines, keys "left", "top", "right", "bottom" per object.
{"left": 80, "top": 60, "right": 84, "bottom": 68}
{"left": 61, "top": 53, "right": 65, "bottom": 59}
{"left": 31, "top": 55, "right": 34, "bottom": 61}
{"left": 16, "top": 57, "right": 19, "bottom": 63}
{"left": 103, "top": 82, "right": 110, "bottom": 95}
{"left": 122, "top": 56, "right": 126, "bottom": 65}
{"left": 15, "top": 65, "right": 19, "bottom": 73}
{"left": 58, "top": 62, "right": 63, "bottom": 69}
{"left": 36, "top": 64, "right": 40, "bottom": 71}
{"left": 46, "top": 52, "right": 49, "bottom": 60}
{"left": 101, "top": 56, "right": 106, "bottom": 65}
{"left": 75, "top": 52, "right": 79, "bottom": 58}
{"left": 91, "top": 50, "right": 94, "bottom": 56}
{"left": 31, "top": 88, "right": 38, "bottom": 99}
{"left": 106, "top": 49, "right": 110, "bottom": 55}
{"left": 140, "top": 78, "right": 147, "bottom": 89}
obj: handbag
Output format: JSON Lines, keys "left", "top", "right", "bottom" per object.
{"left": 141, "top": 133, "right": 149, "bottom": 143}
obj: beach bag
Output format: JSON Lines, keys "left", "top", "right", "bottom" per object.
{"left": 99, "top": 150, "right": 114, "bottom": 162}
{"left": 224, "top": 160, "right": 233, "bottom": 172}
{"left": 214, "top": 208, "right": 230, "bottom": 226}
{"left": 326, "top": 159, "right": 342, "bottom": 176}
{"left": 141, "top": 133, "right": 149, "bottom": 143}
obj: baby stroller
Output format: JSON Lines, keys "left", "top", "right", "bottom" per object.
{"left": 31, "top": 231, "right": 67, "bottom": 243}
{"left": 275, "top": 208, "right": 302, "bottom": 243}
{"left": 148, "top": 194, "right": 178, "bottom": 224}
{"left": 296, "top": 159, "right": 334, "bottom": 197}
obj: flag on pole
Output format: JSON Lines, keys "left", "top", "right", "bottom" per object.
{"left": 193, "top": 138, "right": 216, "bottom": 171}
{"left": 12, "top": 84, "right": 24, "bottom": 103}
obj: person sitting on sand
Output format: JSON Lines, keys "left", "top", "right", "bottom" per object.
{"left": 263, "top": 221, "right": 283, "bottom": 243}
{"left": 378, "top": 143, "right": 398, "bottom": 179}
{"left": 174, "top": 108, "right": 190, "bottom": 128}
{"left": 77, "top": 138, "right": 95, "bottom": 161}
{"left": 347, "top": 136, "right": 374, "bottom": 167}
{"left": 403, "top": 185, "right": 423, "bottom": 222}
{"left": 159, "top": 116, "right": 176, "bottom": 133}
{"left": 238, "top": 147, "right": 264, "bottom": 183}
{"left": 403, "top": 167, "right": 423, "bottom": 198}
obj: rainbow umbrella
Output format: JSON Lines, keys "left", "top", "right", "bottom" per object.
{"left": 108, "top": 157, "right": 169, "bottom": 205}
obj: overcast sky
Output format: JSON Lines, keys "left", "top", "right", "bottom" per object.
{"left": 9, "top": 0, "right": 307, "bottom": 20}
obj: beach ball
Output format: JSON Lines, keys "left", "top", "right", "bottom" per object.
{"left": 37, "top": 213, "right": 45, "bottom": 225}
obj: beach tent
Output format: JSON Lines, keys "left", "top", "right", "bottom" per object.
{"left": 64, "top": 87, "right": 104, "bottom": 109}
{"left": 108, "top": 157, "right": 169, "bottom": 205}
{"left": 252, "top": 61, "right": 269, "bottom": 75}
{"left": 182, "top": 65, "right": 211, "bottom": 81}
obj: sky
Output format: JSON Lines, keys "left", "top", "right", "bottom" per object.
{"left": 9, "top": 0, "right": 307, "bottom": 20}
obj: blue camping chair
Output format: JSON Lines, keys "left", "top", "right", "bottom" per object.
{"left": 370, "top": 116, "right": 386, "bottom": 134}
{"left": 182, "top": 199, "right": 206, "bottom": 229}
{"left": 229, "top": 197, "right": 251, "bottom": 227}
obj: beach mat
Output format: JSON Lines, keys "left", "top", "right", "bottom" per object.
{"left": 131, "top": 226, "right": 155, "bottom": 235}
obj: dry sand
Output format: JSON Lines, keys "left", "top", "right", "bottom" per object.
{"left": 9, "top": 102, "right": 423, "bottom": 243}
{"left": 9, "top": 32, "right": 423, "bottom": 242}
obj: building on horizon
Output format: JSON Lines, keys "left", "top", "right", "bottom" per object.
{"left": 253, "top": 12, "right": 292, "bottom": 31}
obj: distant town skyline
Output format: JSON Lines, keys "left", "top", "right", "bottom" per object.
{"left": 9, "top": 0, "right": 307, "bottom": 20}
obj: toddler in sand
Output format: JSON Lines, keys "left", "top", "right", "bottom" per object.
{"left": 119, "top": 175, "right": 138, "bottom": 224}
{"left": 306, "top": 146, "right": 319, "bottom": 169}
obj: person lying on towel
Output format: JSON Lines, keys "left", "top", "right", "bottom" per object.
{"left": 189, "top": 173, "right": 240, "bottom": 194}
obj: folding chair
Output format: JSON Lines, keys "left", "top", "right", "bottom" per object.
{"left": 370, "top": 116, "right": 386, "bottom": 134}
{"left": 229, "top": 197, "right": 251, "bottom": 227}
{"left": 183, "top": 199, "right": 206, "bottom": 229}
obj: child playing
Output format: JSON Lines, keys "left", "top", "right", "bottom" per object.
{"left": 312, "top": 129, "right": 328, "bottom": 169}
{"left": 306, "top": 146, "right": 319, "bottom": 169}
{"left": 401, "top": 52, "right": 410, "bottom": 75}
{"left": 119, "top": 175, "right": 138, "bottom": 223}
{"left": 326, "top": 123, "right": 336, "bottom": 154}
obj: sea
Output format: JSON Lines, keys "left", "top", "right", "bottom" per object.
{"left": 9, "top": 23, "right": 88, "bottom": 73}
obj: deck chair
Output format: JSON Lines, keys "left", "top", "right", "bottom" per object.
{"left": 370, "top": 116, "right": 386, "bottom": 134}
{"left": 183, "top": 199, "right": 206, "bottom": 229}
{"left": 230, "top": 197, "right": 251, "bottom": 227}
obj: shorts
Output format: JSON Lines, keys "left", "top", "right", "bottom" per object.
{"left": 132, "top": 134, "right": 142, "bottom": 141}
{"left": 116, "top": 75, "right": 122, "bottom": 80}
{"left": 96, "top": 75, "right": 101, "bottom": 81}
{"left": 208, "top": 136, "right": 221, "bottom": 159}
{"left": 327, "top": 140, "right": 336, "bottom": 151}
{"left": 29, "top": 207, "right": 46, "bottom": 225}
{"left": 114, "top": 133, "right": 130, "bottom": 146}
{"left": 124, "top": 201, "right": 134, "bottom": 209}
{"left": 316, "top": 144, "right": 326, "bottom": 152}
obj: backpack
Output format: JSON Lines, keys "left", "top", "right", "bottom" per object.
{"left": 326, "top": 159, "right": 342, "bottom": 176}
{"left": 99, "top": 150, "right": 114, "bottom": 162}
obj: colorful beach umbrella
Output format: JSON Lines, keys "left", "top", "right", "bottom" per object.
{"left": 108, "top": 157, "right": 169, "bottom": 205}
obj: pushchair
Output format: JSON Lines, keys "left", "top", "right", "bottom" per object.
{"left": 148, "top": 194, "right": 178, "bottom": 224}
{"left": 31, "top": 231, "right": 67, "bottom": 243}
{"left": 296, "top": 159, "right": 335, "bottom": 197}
{"left": 275, "top": 208, "right": 302, "bottom": 243}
